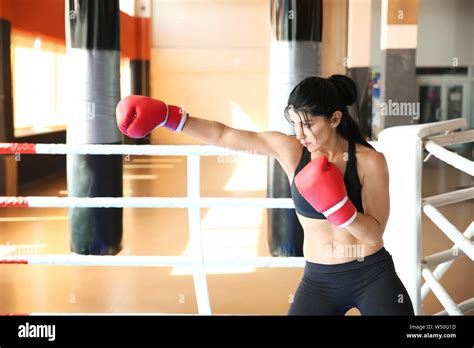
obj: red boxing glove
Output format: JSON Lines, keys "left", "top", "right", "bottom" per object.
{"left": 116, "top": 95, "right": 188, "bottom": 138}
{"left": 295, "top": 156, "right": 357, "bottom": 228}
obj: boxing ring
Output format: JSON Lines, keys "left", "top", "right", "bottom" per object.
{"left": 0, "top": 118, "right": 472, "bottom": 315}
{"left": 0, "top": 143, "right": 303, "bottom": 315}
{"left": 378, "top": 118, "right": 473, "bottom": 316}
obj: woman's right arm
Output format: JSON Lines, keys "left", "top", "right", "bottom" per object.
{"left": 116, "top": 96, "right": 300, "bottom": 174}
{"left": 182, "top": 116, "right": 298, "bottom": 166}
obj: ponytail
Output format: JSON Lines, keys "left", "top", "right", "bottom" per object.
{"left": 328, "top": 74, "right": 373, "bottom": 149}
{"left": 338, "top": 109, "right": 373, "bottom": 149}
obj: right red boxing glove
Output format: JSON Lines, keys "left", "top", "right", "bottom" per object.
{"left": 295, "top": 156, "right": 357, "bottom": 228}
{"left": 116, "top": 95, "right": 188, "bottom": 138}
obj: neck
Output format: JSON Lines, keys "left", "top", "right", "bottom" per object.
{"left": 314, "top": 134, "right": 347, "bottom": 162}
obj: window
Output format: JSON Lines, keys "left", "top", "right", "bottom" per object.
{"left": 11, "top": 32, "right": 131, "bottom": 136}
{"left": 11, "top": 32, "right": 67, "bottom": 135}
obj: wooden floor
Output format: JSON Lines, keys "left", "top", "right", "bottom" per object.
{"left": 0, "top": 151, "right": 472, "bottom": 315}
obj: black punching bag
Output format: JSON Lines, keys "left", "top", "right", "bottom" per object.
{"left": 0, "top": 18, "right": 14, "bottom": 196}
{"left": 267, "top": 0, "right": 323, "bottom": 256}
{"left": 66, "top": 0, "right": 123, "bottom": 255}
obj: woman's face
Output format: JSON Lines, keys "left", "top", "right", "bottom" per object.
{"left": 287, "top": 109, "right": 338, "bottom": 152}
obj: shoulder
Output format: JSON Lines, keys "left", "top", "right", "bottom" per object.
{"left": 265, "top": 131, "right": 301, "bottom": 154}
{"left": 357, "top": 145, "right": 387, "bottom": 166}
{"left": 249, "top": 130, "right": 300, "bottom": 158}
{"left": 263, "top": 131, "right": 302, "bottom": 178}
{"left": 354, "top": 143, "right": 388, "bottom": 184}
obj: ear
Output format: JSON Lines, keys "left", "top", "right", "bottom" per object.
{"left": 330, "top": 111, "right": 342, "bottom": 128}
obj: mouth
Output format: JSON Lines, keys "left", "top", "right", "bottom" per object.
{"left": 301, "top": 142, "right": 312, "bottom": 146}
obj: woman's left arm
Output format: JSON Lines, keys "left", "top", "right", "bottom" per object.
{"left": 345, "top": 151, "right": 389, "bottom": 246}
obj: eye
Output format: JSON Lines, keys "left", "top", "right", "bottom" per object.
{"left": 303, "top": 123, "right": 312, "bottom": 129}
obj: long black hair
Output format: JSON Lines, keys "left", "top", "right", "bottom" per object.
{"left": 284, "top": 75, "right": 373, "bottom": 149}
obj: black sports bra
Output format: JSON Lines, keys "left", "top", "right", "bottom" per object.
{"left": 290, "top": 140, "right": 364, "bottom": 219}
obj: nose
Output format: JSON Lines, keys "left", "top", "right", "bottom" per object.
{"left": 294, "top": 125, "right": 304, "bottom": 140}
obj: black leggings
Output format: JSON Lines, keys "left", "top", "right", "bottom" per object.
{"left": 288, "top": 247, "right": 414, "bottom": 315}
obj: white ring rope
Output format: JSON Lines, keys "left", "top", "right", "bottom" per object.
{"left": 0, "top": 143, "right": 259, "bottom": 157}
{"left": 424, "top": 140, "right": 474, "bottom": 176}
{"left": 421, "top": 265, "right": 463, "bottom": 316}
{"left": 0, "top": 196, "right": 295, "bottom": 209}
{"left": 422, "top": 203, "right": 474, "bottom": 260}
{"left": 426, "top": 129, "right": 474, "bottom": 146}
{"left": 0, "top": 255, "right": 305, "bottom": 267}
{"left": 416, "top": 125, "right": 474, "bottom": 316}
{"left": 423, "top": 187, "right": 474, "bottom": 208}
{"left": 36, "top": 144, "right": 244, "bottom": 156}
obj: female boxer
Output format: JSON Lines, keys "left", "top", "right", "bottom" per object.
{"left": 116, "top": 75, "right": 414, "bottom": 315}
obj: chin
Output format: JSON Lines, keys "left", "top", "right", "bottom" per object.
{"left": 307, "top": 143, "right": 318, "bottom": 152}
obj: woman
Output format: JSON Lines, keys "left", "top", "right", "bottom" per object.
{"left": 116, "top": 74, "right": 414, "bottom": 316}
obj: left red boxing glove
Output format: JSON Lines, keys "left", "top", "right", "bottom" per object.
{"left": 116, "top": 95, "right": 188, "bottom": 138}
{"left": 295, "top": 156, "right": 357, "bottom": 227}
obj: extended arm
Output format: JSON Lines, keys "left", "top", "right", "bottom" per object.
{"left": 116, "top": 95, "right": 296, "bottom": 161}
